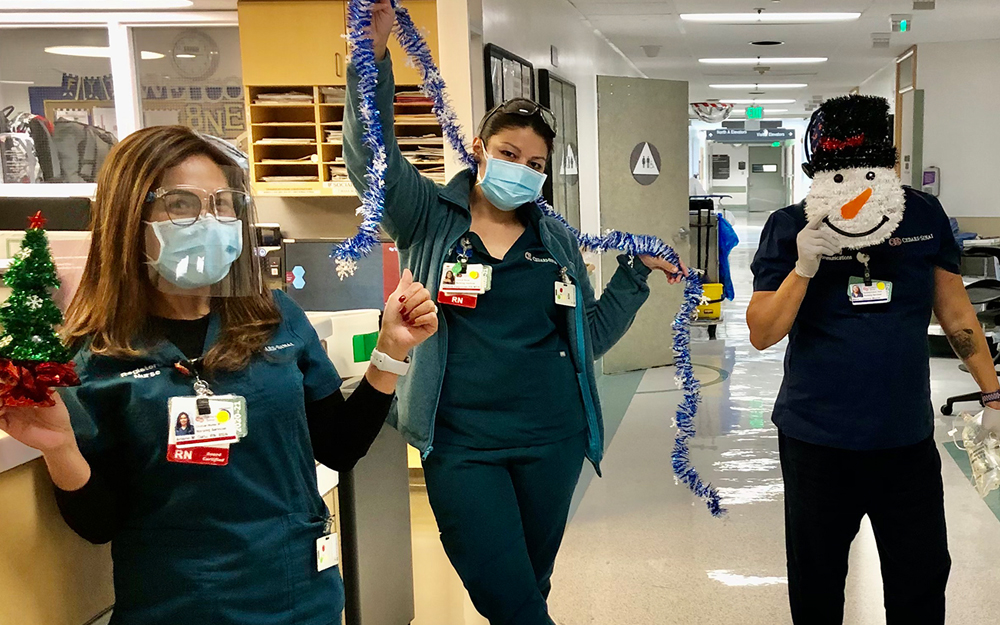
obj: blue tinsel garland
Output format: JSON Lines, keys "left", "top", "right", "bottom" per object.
{"left": 339, "top": 0, "right": 723, "bottom": 517}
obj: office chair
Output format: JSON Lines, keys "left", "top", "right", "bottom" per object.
{"left": 941, "top": 247, "right": 1000, "bottom": 415}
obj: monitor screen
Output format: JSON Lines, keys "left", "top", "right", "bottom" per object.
{"left": 283, "top": 239, "right": 399, "bottom": 312}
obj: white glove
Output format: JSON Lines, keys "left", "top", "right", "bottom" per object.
{"left": 795, "top": 219, "right": 842, "bottom": 279}
{"left": 976, "top": 406, "right": 1000, "bottom": 444}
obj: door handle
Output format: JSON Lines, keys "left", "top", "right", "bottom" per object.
{"left": 336, "top": 53, "right": 343, "bottom": 78}
{"left": 674, "top": 227, "right": 690, "bottom": 245}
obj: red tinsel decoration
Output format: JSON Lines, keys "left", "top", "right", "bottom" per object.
{"left": 0, "top": 359, "right": 79, "bottom": 407}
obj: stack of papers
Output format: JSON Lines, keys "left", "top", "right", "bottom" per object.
{"left": 321, "top": 86, "right": 347, "bottom": 104}
{"left": 261, "top": 175, "right": 319, "bottom": 183}
{"left": 396, "top": 113, "right": 438, "bottom": 124}
{"left": 964, "top": 238, "right": 1000, "bottom": 248}
{"left": 255, "top": 91, "right": 313, "bottom": 104}
{"left": 325, "top": 130, "right": 344, "bottom": 143}
{"left": 396, "top": 90, "right": 432, "bottom": 105}
{"left": 329, "top": 165, "right": 349, "bottom": 181}
{"left": 256, "top": 137, "right": 316, "bottom": 145}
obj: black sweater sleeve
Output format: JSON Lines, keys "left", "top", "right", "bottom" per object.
{"left": 53, "top": 453, "right": 123, "bottom": 545}
{"left": 307, "top": 376, "right": 395, "bottom": 473}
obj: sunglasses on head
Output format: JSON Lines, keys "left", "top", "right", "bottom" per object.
{"left": 479, "top": 99, "right": 557, "bottom": 137}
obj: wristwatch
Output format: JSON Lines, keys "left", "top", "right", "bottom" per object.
{"left": 370, "top": 348, "right": 410, "bottom": 376}
{"left": 982, "top": 389, "right": 1000, "bottom": 405}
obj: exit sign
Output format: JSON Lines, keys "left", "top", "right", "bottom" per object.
{"left": 771, "top": 141, "right": 782, "bottom": 147}
{"left": 746, "top": 106, "right": 764, "bottom": 120}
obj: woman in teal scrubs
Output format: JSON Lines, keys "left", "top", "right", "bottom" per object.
{"left": 343, "top": 3, "right": 685, "bottom": 623}
{"left": 0, "top": 126, "right": 438, "bottom": 625}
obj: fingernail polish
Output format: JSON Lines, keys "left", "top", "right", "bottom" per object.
{"left": 399, "top": 295, "right": 406, "bottom": 303}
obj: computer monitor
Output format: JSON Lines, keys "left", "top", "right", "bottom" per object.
{"left": 283, "top": 239, "right": 399, "bottom": 312}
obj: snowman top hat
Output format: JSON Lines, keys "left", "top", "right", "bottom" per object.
{"left": 803, "top": 95, "right": 897, "bottom": 178}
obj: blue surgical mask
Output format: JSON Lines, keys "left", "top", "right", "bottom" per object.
{"left": 146, "top": 216, "right": 243, "bottom": 290}
{"left": 478, "top": 154, "right": 547, "bottom": 211}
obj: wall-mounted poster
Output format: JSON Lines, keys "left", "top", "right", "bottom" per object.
{"left": 485, "top": 44, "right": 535, "bottom": 110}
{"left": 538, "top": 70, "right": 580, "bottom": 230}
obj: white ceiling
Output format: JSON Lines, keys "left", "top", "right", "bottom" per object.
{"left": 571, "top": 0, "right": 1000, "bottom": 117}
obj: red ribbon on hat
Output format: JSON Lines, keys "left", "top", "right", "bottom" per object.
{"left": 818, "top": 134, "right": 865, "bottom": 152}
{"left": 0, "top": 359, "right": 80, "bottom": 407}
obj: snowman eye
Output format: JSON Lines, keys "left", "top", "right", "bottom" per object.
{"left": 866, "top": 171, "right": 876, "bottom": 181}
{"left": 834, "top": 174, "right": 844, "bottom": 183}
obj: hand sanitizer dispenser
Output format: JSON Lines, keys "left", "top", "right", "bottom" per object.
{"left": 922, "top": 166, "right": 940, "bottom": 197}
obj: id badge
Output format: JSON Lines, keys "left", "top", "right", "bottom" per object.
{"left": 848, "top": 277, "right": 892, "bottom": 305}
{"left": 168, "top": 394, "right": 246, "bottom": 448}
{"left": 555, "top": 281, "right": 577, "bottom": 308}
{"left": 440, "top": 262, "right": 489, "bottom": 294}
{"left": 317, "top": 533, "right": 339, "bottom": 572}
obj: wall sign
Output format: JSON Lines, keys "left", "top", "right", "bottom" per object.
{"left": 629, "top": 142, "right": 661, "bottom": 186}
{"left": 707, "top": 128, "right": 794, "bottom": 143}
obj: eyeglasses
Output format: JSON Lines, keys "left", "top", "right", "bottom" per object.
{"left": 479, "top": 98, "right": 558, "bottom": 136}
{"left": 145, "top": 186, "right": 248, "bottom": 226}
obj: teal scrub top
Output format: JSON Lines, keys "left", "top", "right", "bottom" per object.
{"left": 60, "top": 290, "right": 345, "bottom": 625}
{"left": 436, "top": 218, "right": 586, "bottom": 449}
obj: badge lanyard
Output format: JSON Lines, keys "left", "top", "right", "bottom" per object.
{"left": 166, "top": 359, "right": 248, "bottom": 466}
{"left": 848, "top": 251, "right": 892, "bottom": 306}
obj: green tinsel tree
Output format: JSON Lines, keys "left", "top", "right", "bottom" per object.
{"left": 0, "top": 211, "right": 69, "bottom": 363}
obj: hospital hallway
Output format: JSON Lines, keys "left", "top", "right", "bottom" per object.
{"left": 407, "top": 212, "right": 1000, "bottom": 625}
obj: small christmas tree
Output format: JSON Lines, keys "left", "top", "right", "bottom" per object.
{"left": 0, "top": 211, "right": 79, "bottom": 407}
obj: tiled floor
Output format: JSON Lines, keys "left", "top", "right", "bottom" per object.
{"left": 409, "top": 212, "right": 1000, "bottom": 624}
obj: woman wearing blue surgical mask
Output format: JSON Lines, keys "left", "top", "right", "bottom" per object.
{"left": 341, "top": 3, "right": 686, "bottom": 623}
{"left": 0, "top": 125, "right": 439, "bottom": 625}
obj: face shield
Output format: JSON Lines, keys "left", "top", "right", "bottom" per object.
{"left": 142, "top": 163, "right": 263, "bottom": 298}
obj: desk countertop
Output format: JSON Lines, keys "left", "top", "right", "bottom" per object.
{"left": 0, "top": 432, "right": 42, "bottom": 474}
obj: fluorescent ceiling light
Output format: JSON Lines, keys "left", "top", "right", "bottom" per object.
{"left": 710, "top": 84, "right": 807, "bottom": 89}
{"left": 45, "top": 46, "right": 164, "bottom": 60}
{"left": 0, "top": 1, "right": 193, "bottom": 8}
{"left": 721, "top": 99, "right": 796, "bottom": 104}
{"left": 0, "top": 80, "right": 35, "bottom": 85}
{"left": 700, "top": 57, "right": 828, "bottom": 65}
{"left": 681, "top": 12, "right": 860, "bottom": 24}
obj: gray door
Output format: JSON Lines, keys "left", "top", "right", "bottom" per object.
{"left": 597, "top": 75, "right": 689, "bottom": 374}
{"left": 747, "top": 146, "right": 786, "bottom": 212}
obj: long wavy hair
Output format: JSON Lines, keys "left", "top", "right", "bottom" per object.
{"left": 62, "top": 126, "right": 279, "bottom": 373}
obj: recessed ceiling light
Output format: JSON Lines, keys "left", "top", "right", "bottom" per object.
{"left": 721, "top": 99, "right": 796, "bottom": 104}
{"left": 0, "top": 0, "right": 193, "bottom": 7}
{"left": 45, "top": 46, "right": 164, "bottom": 60}
{"left": 700, "top": 57, "right": 828, "bottom": 65}
{"left": 710, "top": 83, "right": 808, "bottom": 89}
{"left": 751, "top": 41, "right": 785, "bottom": 46}
{"left": 681, "top": 12, "right": 861, "bottom": 24}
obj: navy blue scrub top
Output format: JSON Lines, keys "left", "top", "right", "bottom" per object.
{"left": 751, "top": 188, "right": 962, "bottom": 451}
{"left": 437, "top": 216, "right": 586, "bottom": 449}
{"left": 60, "top": 290, "right": 345, "bottom": 625}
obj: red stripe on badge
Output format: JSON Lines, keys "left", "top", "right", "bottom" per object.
{"left": 167, "top": 444, "right": 230, "bottom": 466}
{"left": 437, "top": 291, "right": 478, "bottom": 308}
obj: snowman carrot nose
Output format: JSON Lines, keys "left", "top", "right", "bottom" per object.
{"left": 840, "top": 188, "right": 873, "bottom": 220}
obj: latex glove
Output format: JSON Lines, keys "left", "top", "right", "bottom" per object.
{"left": 976, "top": 405, "right": 1000, "bottom": 444}
{"left": 795, "top": 219, "right": 842, "bottom": 279}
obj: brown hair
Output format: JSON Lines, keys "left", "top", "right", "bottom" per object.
{"left": 62, "top": 125, "right": 280, "bottom": 373}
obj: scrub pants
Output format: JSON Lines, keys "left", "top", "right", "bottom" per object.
{"left": 779, "top": 432, "right": 951, "bottom": 625}
{"left": 422, "top": 432, "right": 586, "bottom": 625}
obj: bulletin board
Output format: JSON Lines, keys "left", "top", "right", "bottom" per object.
{"left": 484, "top": 44, "right": 535, "bottom": 111}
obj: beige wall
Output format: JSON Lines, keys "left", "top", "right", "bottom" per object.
{"left": 0, "top": 460, "right": 114, "bottom": 625}
{"left": 958, "top": 217, "right": 1000, "bottom": 237}
{"left": 255, "top": 195, "right": 364, "bottom": 239}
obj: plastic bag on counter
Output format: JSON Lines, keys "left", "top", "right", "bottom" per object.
{"left": 953, "top": 411, "right": 1000, "bottom": 498}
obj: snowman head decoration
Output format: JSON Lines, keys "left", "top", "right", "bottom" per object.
{"left": 803, "top": 95, "right": 905, "bottom": 250}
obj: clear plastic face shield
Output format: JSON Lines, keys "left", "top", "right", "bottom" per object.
{"left": 143, "top": 162, "right": 263, "bottom": 298}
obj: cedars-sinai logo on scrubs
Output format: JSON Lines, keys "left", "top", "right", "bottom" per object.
{"left": 525, "top": 252, "right": 558, "bottom": 265}
{"left": 890, "top": 237, "right": 902, "bottom": 246}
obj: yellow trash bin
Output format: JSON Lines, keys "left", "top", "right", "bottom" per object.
{"left": 697, "top": 283, "right": 724, "bottom": 320}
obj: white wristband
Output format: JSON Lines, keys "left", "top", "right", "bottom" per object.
{"left": 370, "top": 348, "right": 410, "bottom": 376}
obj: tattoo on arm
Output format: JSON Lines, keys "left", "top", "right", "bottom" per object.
{"left": 947, "top": 328, "right": 978, "bottom": 360}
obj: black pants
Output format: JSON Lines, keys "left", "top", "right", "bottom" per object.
{"left": 779, "top": 432, "right": 951, "bottom": 625}
{"left": 422, "top": 432, "right": 586, "bottom": 625}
